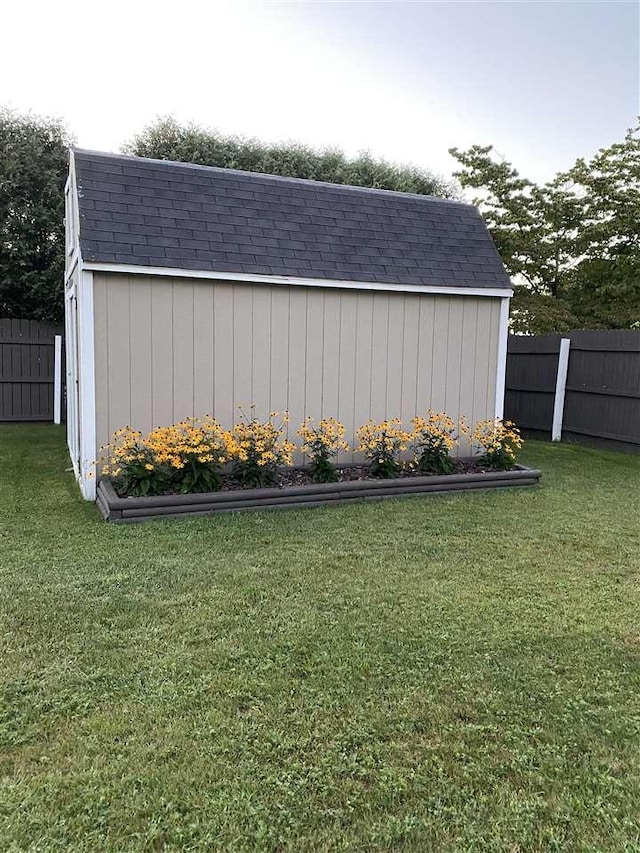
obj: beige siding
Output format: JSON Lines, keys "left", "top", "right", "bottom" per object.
{"left": 93, "top": 273, "right": 501, "bottom": 457}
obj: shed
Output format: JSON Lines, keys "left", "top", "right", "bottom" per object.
{"left": 64, "top": 149, "right": 513, "bottom": 500}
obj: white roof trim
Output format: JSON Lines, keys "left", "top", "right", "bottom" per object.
{"left": 82, "top": 262, "right": 513, "bottom": 298}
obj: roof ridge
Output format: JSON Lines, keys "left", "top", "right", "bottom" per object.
{"left": 72, "top": 147, "right": 469, "bottom": 209}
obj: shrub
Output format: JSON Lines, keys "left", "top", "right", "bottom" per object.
{"left": 298, "top": 417, "right": 349, "bottom": 483}
{"left": 355, "top": 418, "right": 411, "bottom": 478}
{"left": 411, "top": 410, "right": 465, "bottom": 474}
{"left": 145, "top": 417, "right": 232, "bottom": 493}
{"left": 99, "top": 427, "right": 170, "bottom": 496}
{"left": 229, "top": 408, "right": 295, "bottom": 488}
{"left": 471, "top": 418, "right": 523, "bottom": 470}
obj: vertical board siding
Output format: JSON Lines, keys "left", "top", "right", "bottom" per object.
{"left": 321, "top": 294, "right": 341, "bottom": 418}
{"left": 287, "top": 288, "right": 308, "bottom": 439}
{"left": 415, "top": 298, "right": 434, "bottom": 417}
{"left": 251, "top": 285, "right": 272, "bottom": 417}
{"left": 458, "top": 300, "right": 478, "bottom": 448}
{"left": 353, "top": 292, "right": 374, "bottom": 423}
{"left": 430, "top": 299, "right": 450, "bottom": 413}
{"left": 232, "top": 285, "right": 253, "bottom": 417}
{"left": 150, "top": 278, "right": 174, "bottom": 428}
{"left": 193, "top": 284, "right": 215, "bottom": 417}
{"left": 338, "top": 291, "right": 358, "bottom": 433}
{"left": 385, "top": 295, "right": 404, "bottom": 418}
{"left": 105, "top": 278, "right": 131, "bottom": 433}
{"left": 444, "top": 299, "right": 464, "bottom": 417}
{"left": 400, "top": 295, "right": 421, "bottom": 425}
{"left": 93, "top": 276, "right": 109, "bottom": 446}
{"left": 471, "top": 300, "right": 494, "bottom": 433}
{"left": 269, "top": 287, "right": 288, "bottom": 412}
{"left": 93, "top": 273, "right": 502, "bottom": 456}
{"left": 212, "top": 282, "right": 234, "bottom": 428}
{"left": 370, "top": 294, "right": 390, "bottom": 422}
{"left": 271, "top": 286, "right": 291, "bottom": 416}
{"left": 303, "top": 290, "right": 323, "bottom": 421}
{"left": 0, "top": 318, "right": 63, "bottom": 421}
{"left": 172, "top": 281, "right": 195, "bottom": 421}
{"left": 129, "top": 278, "right": 153, "bottom": 430}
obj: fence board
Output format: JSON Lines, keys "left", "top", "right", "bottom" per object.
{"left": 505, "top": 330, "right": 640, "bottom": 452}
{"left": 0, "top": 319, "right": 64, "bottom": 422}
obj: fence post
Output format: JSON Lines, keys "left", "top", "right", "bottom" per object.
{"left": 54, "top": 334, "right": 62, "bottom": 425}
{"left": 552, "top": 338, "right": 571, "bottom": 441}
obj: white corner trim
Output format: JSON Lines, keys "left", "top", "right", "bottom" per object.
{"left": 82, "top": 261, "right": 514, "bottom": 299}
{"left": 494, "top": 296, "right": 510, "bottom": 420}
{"left": 78, "top": 269, "right": 96, "bottom": 500}
{"left": 552, "top": 338, "right": 571, "bottom": 441}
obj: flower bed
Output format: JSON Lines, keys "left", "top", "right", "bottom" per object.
{"left": 97, "top": 463, "right": 541, "bottom": 523}
{"left": 95, "top": 411, "right": 539, "bottom": 522}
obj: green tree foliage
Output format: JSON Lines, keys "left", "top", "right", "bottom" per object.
{"left": 0, "top": 109, "right": 72, "bottom": 321}
{"left": 125, "top": 116, "right": 457, "bottom": 198}
{"left": 450, "top": 125, "right": 640, "bottom": 333}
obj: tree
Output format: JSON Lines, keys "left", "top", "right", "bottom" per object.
{"left": 450, "top": 125, "right": 640, "bottom": 333}
{"left": 0, "top": 109, "right": 72, "bottom": 322}
{"left": 125, "top": 116, "right": 457, "bottom": 199}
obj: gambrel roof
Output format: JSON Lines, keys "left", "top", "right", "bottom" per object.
{"left": 72, "top": 149, "right": 512, "bottom": 290}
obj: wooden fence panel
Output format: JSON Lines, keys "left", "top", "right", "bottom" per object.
{"left": 0, "top": 318, "right": 64, "bottom": 422}
{"left": 505, "top": 330, "right": 640, "bottom": 452}
{"left": 504, "top": 335, "right": 560, "bottom": 432}
{"left": 562, "top": 331, "right": 640, "bottom": 447}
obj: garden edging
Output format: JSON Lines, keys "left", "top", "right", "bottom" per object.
{"left": 96, "top": 465, "right": 541, "bottom": 523}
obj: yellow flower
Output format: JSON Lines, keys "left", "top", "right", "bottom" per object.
{"left": 355, "top": 419, "right": 410, "bottom": 461}
{"left": 470, "top": 417, "right": 523, "bottom": 466}
{"left": 297, "top": 416, "right": 349, "bottom": 459}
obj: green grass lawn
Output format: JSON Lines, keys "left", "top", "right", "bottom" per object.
{"left": 1, "top": 425, "right": 639, "bottom": 852}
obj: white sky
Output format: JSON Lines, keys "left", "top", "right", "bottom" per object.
{"left": 2, "top": 0, "right": 639, "bottom": 185}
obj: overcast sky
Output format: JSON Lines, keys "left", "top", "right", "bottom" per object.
{"left": 2, "top": 0, "right": 638, "bottom": 185}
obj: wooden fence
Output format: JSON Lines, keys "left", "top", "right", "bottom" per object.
{"left": 505, "top": 329, "right": 640, "bottom": 452}
{"left": 0, "top": 318, "right": 64, "bottom": 422}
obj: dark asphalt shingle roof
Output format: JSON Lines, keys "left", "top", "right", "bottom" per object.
{"left": 73, "top": 149, "right": 512, "bottom": 290}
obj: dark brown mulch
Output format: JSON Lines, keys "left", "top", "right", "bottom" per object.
{"left": 219, "top": 459, "right": 491, "bottom": 491}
